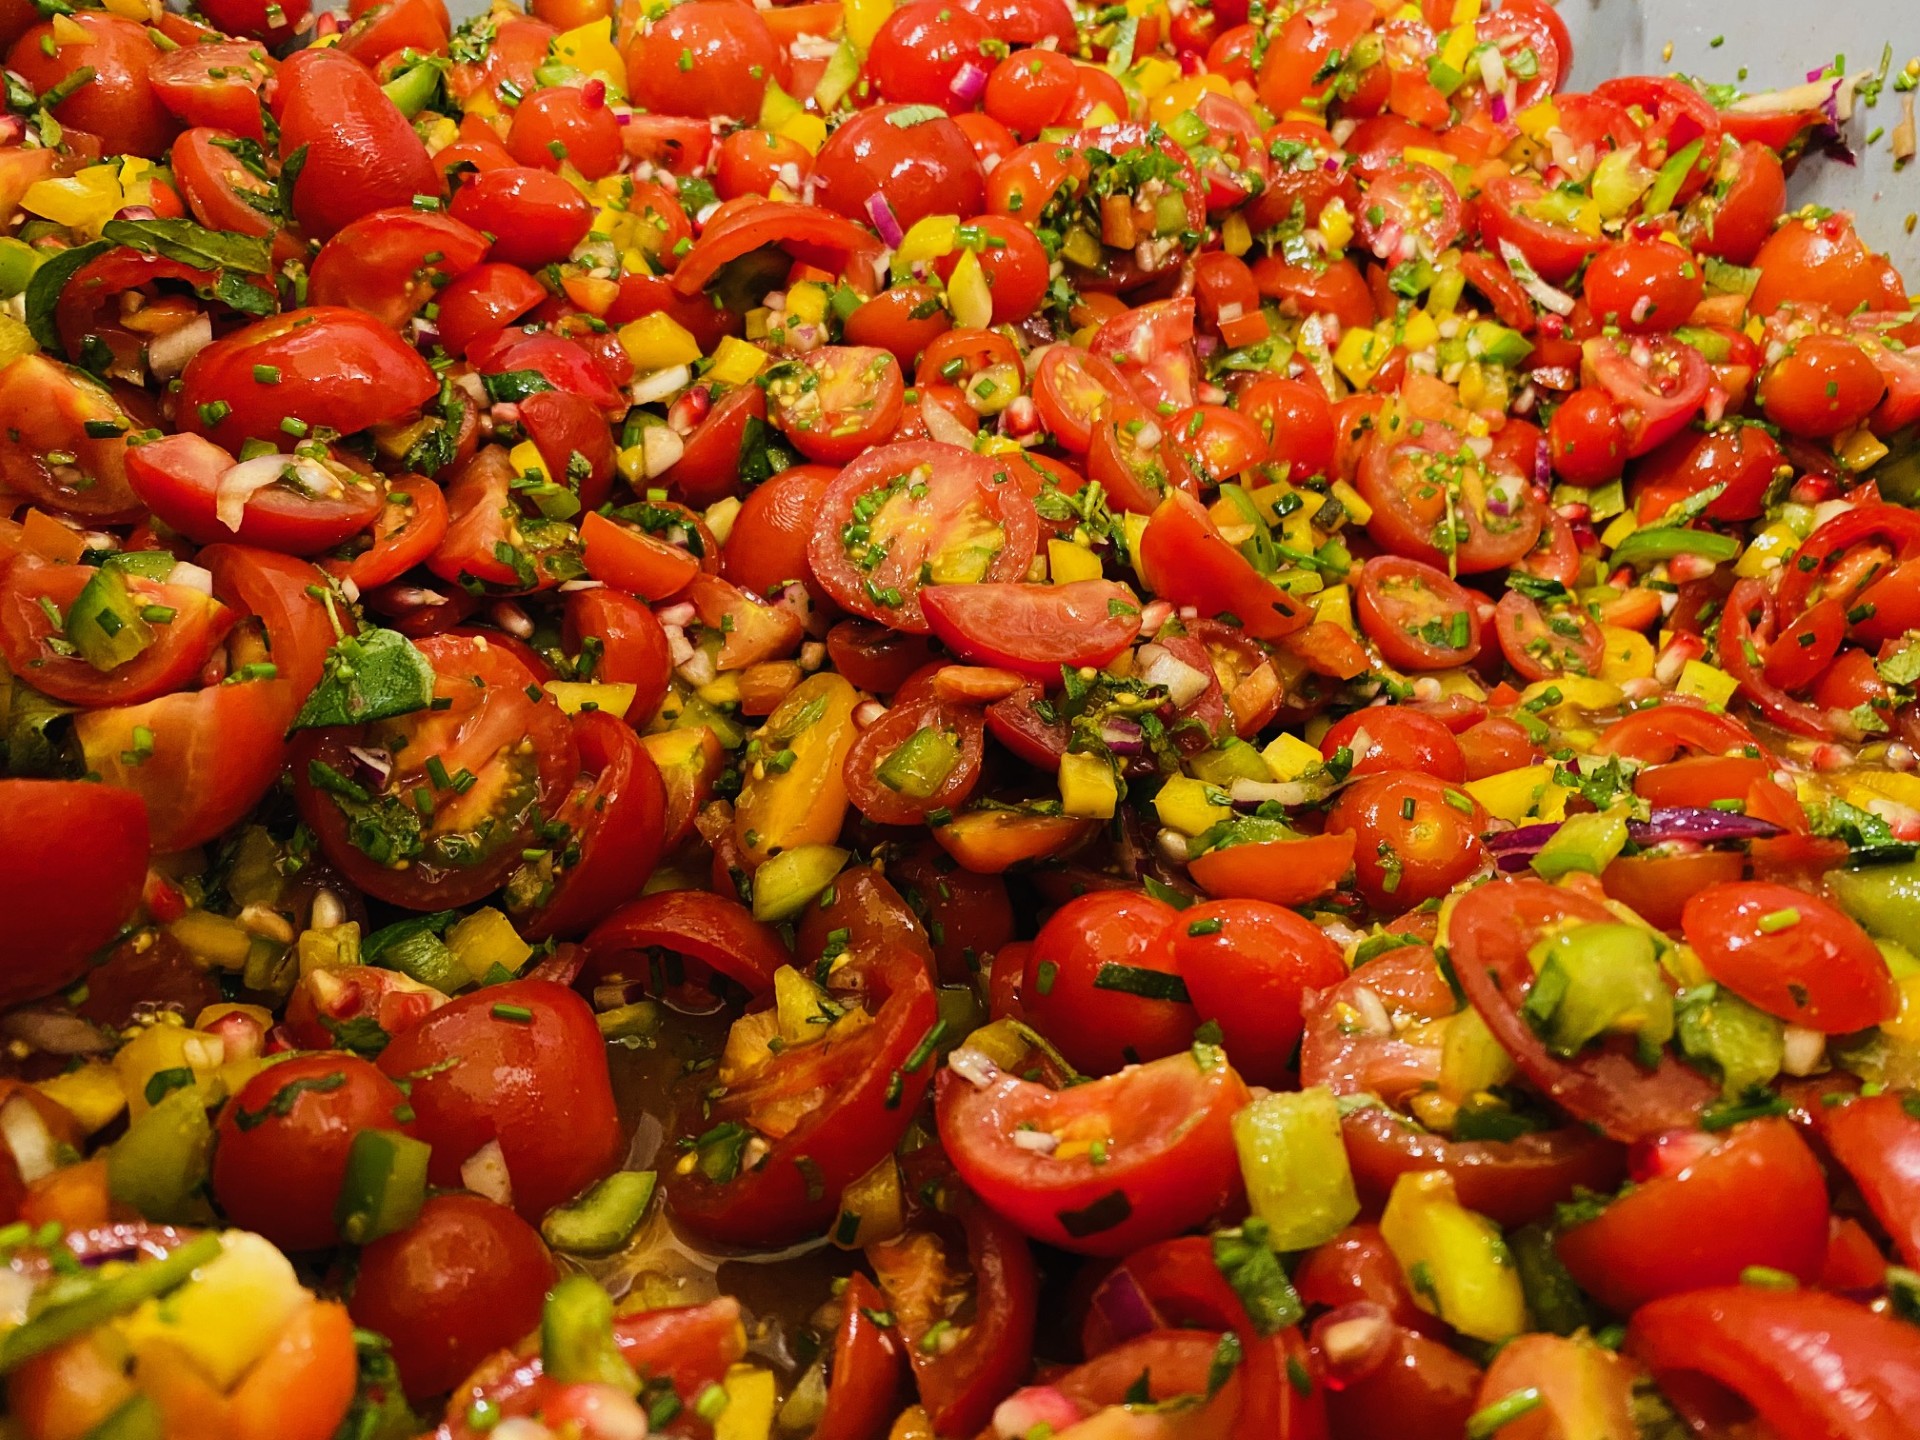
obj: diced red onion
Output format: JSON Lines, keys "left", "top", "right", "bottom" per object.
{"left": 460, "top": 1139, "right": 513, "bottom": 1207}
{"left": 1099, "top": 716, "right": 1147, "bottom": 754}
{"left": 949, "top": 60, "right": 988, "bottom": 105}
{"left": 1312, "top": 1303, "right": 1396, "bottom": 1384}
{"left": 866, "top": 191, "right": 905, "bottom": 248}
{"left": 1087, "top": 1266, "right": 1162, "bottom": 1345}
{"left": 1137, "top": 643, "right": 1210, "bottom": 707}
{"left": 346, "top": 745, "right": 393, "bottom": 789}
{"left": 1490, "top": 90, "right": 1510, "bottom": 123}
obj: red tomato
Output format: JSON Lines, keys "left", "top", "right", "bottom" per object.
{"left": 1168, "top": 899, "right": 1344, "bottom": 1087}
{"left": 1547, "top": 387, "right": 1627, "bottom": 486}
{"left": 1022, "top": 890, "right": 1196, "bottom": 1075}
{"left": 1679, "top": 141, "right": 1786, "bottom": 266}
{"left": 1495, "top": 588, "right": 1606, "bottom": 682}
{"left": 1478, "top": 174, "right": 1608, "bottom": 284}
{"left": 1630, "top": 419, "right": 1784, "bottom": 523}
{"left": 271, "top": 47, "right": 440, "bottom": 237}
{"left": 1750, "top": 212, "right": 1908, "bottom": 318}
{"left": 1584, "top": 239, "right": 1704, "bottom": 333}
{"left": 0, "top": 555, "right": 233, "bottom": 707}
{"left": 584, "top": 888, "right": 791, "bottom": 999}
{"left": 435, "top": 264, "right": 549, "bottom": 356}
{"left": 1321, "top": 707, "right": 1465, "bottom": 782}
{"left": 1681, "top": 881, "right": 1896, "bottom": 1033}
{"left": 936, "top": 1046, "right": 1249, "bottom": 1255}
{"left": 149, "top": 42, "right": 274, "bottom": 141}
{"left": 0, "top": 780, "right": 147, "bottom": 1009}
{"left": 7, "top": 15, "right": 175, "bottom": 158}
{"left": 211, "top": 1055, "right": 414, "bottom": 1253}
{"left": 509, "top": 711, "right": 666, "bottom": 941}
{"left": 562, "top": 586, "right": 672, "bottom": 726}
{"left": 663, "top": 945, "right": 936, "bottom": 1247}
{"left": 126, "top": 433, "right": 387, "bottom": 554}
{"left": 920, "top": 580, "right": 1141, "bottom": 682}
{"left": 1355, "top": 422, "right": 1544, "bottom": 573}
{"left": 308, "top": 208, "right": 490, "bottom": 331}
{"left": 292, "top": 632, "right": 579, "bottom": 909}
{"left": 842, "top": 696, "right": 984, "bottom": 827}
{"left": 1758, "top": 334, "right": 1887, "bottom": 438}
{"left": 1325, "top": 770, "right": 1487, "bottom": 910}
{"left": 77, "top": 677, "right": 296, "bottom": 853}
{"left": 807, "top": 441, "right": 1040, "bottom": 633}
{"left": 1473, "top": 1335, "right": 1635, "bottom": 1440}
{"left": 813, "top": 1273, "right": 908, "bottom": 1440}
{"left": 0, "top": 356, "right": 146, "bottom": 522}
{"left": 348, "top": 1193, "right": 555, "bottom": 1400}
{"left": 1555, "top": 1119, "right": 1829, "bottom": 1314}
{"left": 1602, "top": 850, "right": 1746, "bottom": 933}
{"left": 1820, "top": 1092, "right": 1920, "bottom": 1271}
{"left": 1137, "top": 490, "right": 1308, "bottom": 641}
{"left": 171, "top": 127, "right": 279, "bottom": 235}
{"left": 765, "top": 346, "right": 905, "bottom": 464}
{"left": 179, "top": 307, "right": 437, "bottom": 451}
{"left": 1256, "top": 0, "right": 1375, "bottom": 114}
{"left": 867, "top": 0, "right": 992, "bottom": 111}
{"left": 1186, "top": 832, "right": 1357, "bottom": 909}
{"left": 812, "top": 104, "right": 987, "bottom": 232}
{"left": 723, "top": 463, "right": 837, "bottom": 603}
{"left": 1447, "top": 879, "right": 1717, "bottom": 1142}
{"left": 1584, "top": 333, "right": 1711, "bottom": 457}
{"left": 448, "top": 167, "right": 593, "bottom": 270}
{"left": 507, "top": 84, "right": 622, "bottom": 179}
{"left": 1628, "top": 1288, "right": 1920, "bottom": 1440}
{"left": 624, "top": 0, "right": 781, "bottom": 121}
{"left": 1355, "top": 556, "right": 1483, "bottom": 671}
{"left": 375, "top": 979, "right": 622, "bottom": 1219}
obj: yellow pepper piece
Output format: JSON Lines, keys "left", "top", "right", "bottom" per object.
{"left": 708, "top": 335, "right": 769, "bottom": 387}
{"left": 618, "top": 311, "right": 702, "bottom": 371}
{"left": 553, "top": 16, "right": 627, "bottom": 91}
{"left": 544, "top": 681, "right": 638, "bottom": 719}
{"left": 1675, "top": 659, "right": 1739, "bottom": 709}
{"left": 1154, "top": 776, "right": 1231, "bottom": 835}
{"left": 1047, "top": 538, "right": 1104, "bottom": 585}
{"left": 1380, "top": 1169, "right": 1526, "bottom": 1343}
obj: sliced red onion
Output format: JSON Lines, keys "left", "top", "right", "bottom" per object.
{"left": 1496, "top": 239, "right": 1576, "bottom": 316}
{"left": 1312, "top": 1303, "right": 1396, "bottom": 1384}
{"left": 1099, "top": 716, "right": 1147, "bottom": 754}
{"left": 1487, "top": 807, "right": 1787, "bottom": 870}
{"left": 1489, "top": 90, "right": 1510, "bottom": 123}
{"left": 1087, "top": 1266, "right": 1162, "bottom": 1346}
{"left": 1137, "top": 643, "right": 1210, "bottom": 707}
{"left": 948, "top": 60, "right": 988, "bottom": 105}
{"left": 866, "top": 191, "right": 905, "bottom": 248}
{"left": 346, "top": 745, "right": 393, "bottom": 789}
{"left": 113, "top": 204, "right": 159, "bottom": 223}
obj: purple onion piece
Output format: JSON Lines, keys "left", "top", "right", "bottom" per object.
{"left": 1629, "top": 807, "right": 1786, "bottom": 846}
{"left": 1100, "top": 716, "right": 1147, "bottom": 754}
{"left": 1088, "top": 1266, "right": 1161, "bottom": 1345}
{"left": 866, "top": 191, "right": 905, "bottom": 248}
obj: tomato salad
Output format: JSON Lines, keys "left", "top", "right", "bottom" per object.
{"left": 0, "top": 0, "right": 1918, "bottom": 1437}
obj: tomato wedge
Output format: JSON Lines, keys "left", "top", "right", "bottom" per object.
{"left": 920, "top": 580, "right": 1142, "bottom": 681}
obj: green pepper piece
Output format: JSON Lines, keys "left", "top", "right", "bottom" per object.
{"left": 65, "top": 566, "right": 156, "bottom": 674}
{"left": 1530, "top": 809, "right": 1630, "bottom": 881}
{"left": 874, "top": 726, "right": 960, "bottom": 799}
{"left": 380, "top": 61, "right": 443, "bottom": 118}
{"left": 1642, "top": 136, "right": 1705, "bottom": 217}
{"left": 1186, "top": 738, "right": 1273, "bottom": 789}
{"left": 1522, "top": 922, "right": 1674, "bottom": 1059}
{"left": 1675, "top": 982, "right": 1785, "bottom": 1099}
{"left": 1609, "top": 527, "right": 1741, "bottom": 570}
{"left": 1827, "top": 859, "right": 1920, "bottom": 941}
{"left": 539, "top": 1172, "right": 657, "bottom": 1256}
{"left": 0, "top": 1232, "right": 223, "bottom": 1374}
{"left": 541, "top": 1274, "right": 638, "bottom": 1389}
{"left": 0, "top": 237, "right": 42, "bottom": 301}
{"left": 106, "top": 1084, "right": 214, "bottom": 1225}
{"left": 335, "top": 1128, "right": 431, "bottom": 1245}
{"left": 361, "top": 912, "right": 465, "bottom": 993}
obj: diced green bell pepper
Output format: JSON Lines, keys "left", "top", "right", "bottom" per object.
{"left": 0, "top": 1232, "right": 222, "bottom": 1374}
{"left": 335, "top": 1128, "right": 431, "bottom": 1245}
{"left": 1530, "top": 809, "right": 1630, "bottom": 881}
{"left": 106, "top": 1084, "right": 214, "bottom": 1225}
{"left": 1522, "top": 922, "right": 1674, "bottom": 1059}
{"left": 66, "top": 566, "right": 155, "bottom": 674}
{"left": 1231, "top": 1086, "right": 1360, "bottom": 1252}
{"left": 540, "top": 1171, "right": 657, "bottom": 1255}
{"left": 541, "top": 1274, "right": 637, "bottom": 1389}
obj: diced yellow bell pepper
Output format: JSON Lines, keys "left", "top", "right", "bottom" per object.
{"left": 124, "top": 1233, "right": 309, "bottom": 1392}
{"left": 508, "top": 439, "right": 550, "bottom": 482}
{"left": 1316, "top": 197, "right": 1354, "bottom": 253}
{"left": 1404, "top": 146, "right": 1458, "bottom": 175}
{"left": 1514, "top": 100, "right": 1561, "bottom": 143}
{"left": 890, "top": 214, "right": 959, "bottom": 280}
{"left": 1847, "top": 771, "right": 1920, "bottom": 813}
{"left": 1155, "top": 775, "right": 1232, "bottom": 835}
{"left": 844, "top": 0, "right": 892, "bottom": 49}
{"left": 1221, "top": 212, "right": 1252, "bottom": 258}
{"left": 34, "top": 1062, "right": 126, "bottom": 1135}
{"left": 1059, "top": 751, "right": 1119, "bottom": 820}
{"left": 1261, "top": 732, "right": 1324, "bottom": 783}
{"left": 715, "top": 1366, "right": 779, "bottom": 1440}
{"left": 1398, "top": 308, "right": 1440, "bottom": 354}
{"left": 544, "top": 681, "right": 637, "bottom": 718}
{"left": 1465, "top": 764, "right": 1564, "bottom": 825}
{"left": 553, "top": 16, "right": 627, "bottom": 91}
{"left": 1599, "top": 625, "right": 1655, "bottom": 683}
{"left": 1047, "top": 537, "right": 1104, "bottom": 584}
{"left": 708, "top": 335, "right": 768, "bottom": 388}
{"left": 1333, "top": 326, "right": 1393, "bottom": 389}
{"left": 1330, "top": 480, "right": 1372, "bottom": 526}
{"left": 445, "top": 907, "right": 533, "bottom": 984}
{"left": 115, "top": 1022, "right": 225, "bottom": 1120}
{"left": 947, "top": 247, "right": 993, "bottom": 331}
{"left": 1518, "top": 676, "right": 1622, "bottom": 715}
{"left": 1435, "top": 23, "right": 1477, "bottom": 80}
{"left": 778, "top": 111, "right": 828, "bottom": 155}
{"left": 1313, "top": 582, "right": 1355, "bottom": 633}
{"left": 1380, "top": 1169, "right": 1526, "bottom": 1343}
{"left": 1735, "top": 521, "right": 1801, "bottom": 579}
{"left": 0, "top": 316, "right": 37, "bottom": 369}
{"left": 833, "top": 1155, "right": 905, "bottom": 1249}
{"left": 785, "top": 281, "right": 830, "bottom": 326}
{"left": 1675, "top": 659, "right": 1738, "bottom": 710}
{"left": 1599, "top": 511, "right": 1639, "bottom": 550}
{"left": 618, "top": 312, "right": 702, "bottom": 371}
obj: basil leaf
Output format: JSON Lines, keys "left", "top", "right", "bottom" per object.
{"left": 24, "top": 239, "right": 111, "bottom": 354}
{"left": 100, "top": 218, "right": 271, "bottom": 275}
{"left": 482, "top": 369, "right": 555, "bottom": 404}
{"left": 288, "top": 627, "right": 437, "bottom": 733}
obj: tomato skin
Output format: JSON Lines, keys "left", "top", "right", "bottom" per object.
{"left": 179, "top": 307, "right": 438, "bottom": 451}
{"left": 766, "top": 345, "right": 905, "bottom": 464}
{"left": 813, "top": 1272, "right": 908, "bottom": 1440}
{"left": 1355, "top": 556, "right": 1483, "bottom": 671}
{"left": 434, "top": 264, "right": 549, "bottom": 357}
{"left": 172, "top": 126, "right": 278, "bottom": 234}
{"left": 1023, "top": 890, "right": 1196, "bottom": 1076}
{"left": 348, "top": 1193, "right": 555, "bottom": 1401}
{"left": 376, "top": 979, "right": 623, "bottom": 1220}
{"left": 1750, "top": 212, "right": 1907, "bottom": 318}
{"left": 1679, "top": 141, "right": 1786, "bottom": 266}
{"left": 78, "top": 678, "right": 296, "bottom": 854}
{"left": 1584, "top": 239, "right": 1704, "bottom": 333}
{"left": 812, "top": 104, "right": 987, "bottom": 232}
{"left": 150, "top": 42, "right": 274, "bottom": 140}
{"left": 125, "top": 432, "right": 387, "bottom": 555}
{"left": 1186, "top": 832, "right": 1357, "bottom": 909}
{"left": 1448, "top": 879, "right": 1717, "bottom": 1142}
{"left": 1138, "top": 490, "right": 1308, "bottom": 642}
{"left": 1556, "top": 1119, "right": 1829, "bottom": 1315}
{"left": 1681, "top": 882, "right": 1896, "bottom": 1033}
{"left": 272, "top": 47, "right": 441, "bottom": 237}
{"left": 935, "top": 1049, "right": 1250, "bottom": 1256}
{"left": 506, "top": 85, "right": 622, "bottom": 179}
{"left": 1321, "top": 708, "right": 1465, "bottom": 782}
{"left": 562, "top": 586, "right": 672, "bottom": 726}
{"left": 584, "top": 888, "right": 791, "bottom": 998}
{"left": 0, "top": 555, "right": 233, "bottom": 707}
{"left": 625, "top": 0, "right": 781, "bottom": 120}
{"left": 1628, "top": 1288, "right": 1920, "bottom": 1440}
{"left": 921, "top": 580, "right": 1142, "bottom": 682}
{"left": 1547, "top": 387, "right": 1626, "bottom": 486}
{"left": 448, "top": 167, "right": 593, "bottom": 270}
{"left": 211, "top": 1055, "right": 415, "bottom": 1253}
{"left": 843, "top": 696, "right": 984, "bottom": 827}
{"left": 308, "top": 207, "right": 490, "bottom": 331}
{"left": 8, "top": 15, "right": 175, "bottom": 159}
{"left": 1325, "top": 771, "right": 1487, "bottom": 911}
{"left": 0, "top": 356, "right": 145, "bottom": 522}
{"left": 1168, "top": 900, "right": 1344, "bottom": 1088}
{"left": 0, "top": 781, "right": 148, "bottom": 1009}
{"left": 1630, "top": 420, "right": 1784, "bottom": 524}
{"left": 723, "top": 463, "right": 837, "bottom": 603}
{"left": 1819, "top": 1093, "right": 1920, "bottom": 1271}
{"left": 1758, "top": 334, "right": 1887, "bottom": 438}
{"left": 664, "top": 947, "right": 937, "bottom": 1247}
{"left": 868, "top": 0, "right": 991, "bottom": 111}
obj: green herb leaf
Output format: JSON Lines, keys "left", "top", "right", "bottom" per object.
{"left": 101, "top": 217, "right": 272, "bottom": 275}
{"left": 289, "top": 628, "right": 438, "bottom": 733}
{"left": 24, "top": 239, "right": 110, "bottom": 354}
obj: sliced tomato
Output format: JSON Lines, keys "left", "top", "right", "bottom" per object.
{"left": 1680, "top": 881, "right": 1896, "bottom": 1033}
{"left": 126, "top": 433, "right": 386, "bottom": 554}
{"left": 1585, "top": 334, "right": 1712, "bottom": 457}
{"left": 764, "top": 345, "right": 906, "bottom": 464}
{"left": 935, "top": 1048, "right": 1249, "bottom": 1256}
{"left": 1356, "top": 555, "right": 1482, "bottom": 670}
{"left": 583, "top": 888, "right": 791, "bottom": 999}
{"left": 1137, "top": 490, "right": 1308, "bottom": 641}
{"left": 842, "top": 696, "right": 985, "bottom": 827}
{"left": 1186, "top": 833, "right": 1356, "bottom": 909}
{"left": 1494, "top": 588, "right": 1605, "bottom": 681}
{"left": 307, "top": 207, "right": 489, "bottom": 331}
{"left": 920, "top": 580, "right": 1141, "bottom": 682}
{"left": 807, "top": 442, "right": 1040, "bottom": 633}
{"left": 1355, "top": 421, "right": 1544, "bottom": 573}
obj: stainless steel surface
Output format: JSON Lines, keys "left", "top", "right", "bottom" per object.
{"left": 1558, "top": 1, "right": 1919, "bottom": 266}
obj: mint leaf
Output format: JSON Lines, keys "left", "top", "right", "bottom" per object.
{"left": 101, "top": 217, "right": 272, "bottom": 275}
{"left": 289, "top": 628, "right": 437, "bottom": 733}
